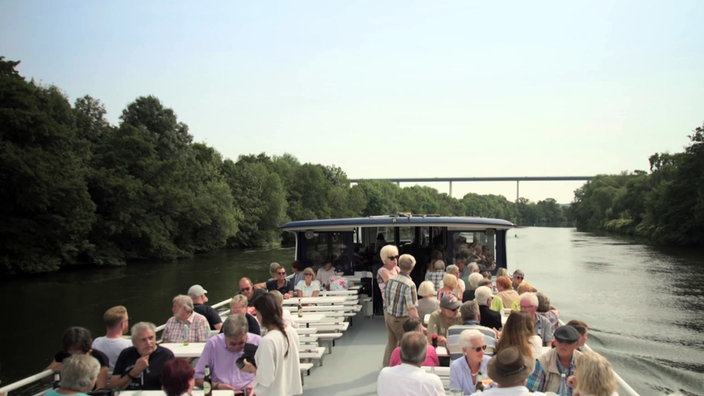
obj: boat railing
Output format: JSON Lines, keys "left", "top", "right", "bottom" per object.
{"left": 0, "top": 297, "right": 234, "bottom": 396}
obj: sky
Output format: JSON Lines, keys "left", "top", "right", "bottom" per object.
{"left": 2, "top": 1, "right": 702, "bottom": 204}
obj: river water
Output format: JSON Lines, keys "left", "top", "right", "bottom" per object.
{"left": 1, "top": 227, "right": 702, "bottom": 395}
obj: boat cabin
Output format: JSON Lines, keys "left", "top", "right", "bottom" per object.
{"left": 281, "top": 214, "right": 514, "bottom": 313}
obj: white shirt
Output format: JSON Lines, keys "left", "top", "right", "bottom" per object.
{"left": 470, "top": 385, "right": 546, "bottom": 396}
{"left": 92, "top": 336, "right": 132, "bottom": 373}
{"left": 377, "top": 363, "right": 445, "bottom": 396}
{"left": 294, "top": 279, "right": 321, "bottom": 297}
{"left": 253, "top": 326, "right": 302, "bottom": 396}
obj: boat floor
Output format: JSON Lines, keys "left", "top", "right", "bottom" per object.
{"left": 302, "top": 314, "right": 386, "bottom": 396}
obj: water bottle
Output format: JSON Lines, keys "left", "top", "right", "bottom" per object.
{"left": 203, "top": 365, "right": 212, "bottom": 396}
{"left": 297, "top": 299, "right": 303, "bottom": 318}
{"left": 556, "top": 372, "right": 568, "bottom": 396}
{"left": 52, "top": 372, "right": 61, "bottom": 389}
{"left": 475, "top": 371, "right": 485, "bottom": 392}
{"left": 182, "top": 323, "right": 189, "bottom": 345}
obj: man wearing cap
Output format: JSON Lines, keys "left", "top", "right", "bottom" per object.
{"left": 427, "top": 294, "right": 463, "bottom": 346}
{"left": 377, "top": 331, "right": 445, "bottom": 396}
{"left": 479, "top": 346, "right": 545, "bottom": 395}
{"left": 189, "top": 284, "right": 223, "bottom": 331}
{"left": 526, "top": 325, "right": 582, "bottom": 395}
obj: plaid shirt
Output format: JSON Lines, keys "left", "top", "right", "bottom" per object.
{"left": 384, "top": 273, "right": 418, "bottom": 317}
{"left": 162, "top": 311, "right": 211, "bottom": 343}
{"left": 424, "top": 271, "right": 445, "bottom": 292}
{"left": 526, "top": 350, "right": 577, "bottom": 395}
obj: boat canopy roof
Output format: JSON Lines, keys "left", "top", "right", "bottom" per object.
{"left": 280, "top": 215, "right": 515, "bottom": 232}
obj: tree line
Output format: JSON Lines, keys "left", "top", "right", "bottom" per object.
{"left": 1, "top": 57, "right": 570, "bottom": 274}
{"left": 571, "top": 125, "right": 704, "bottom": 246}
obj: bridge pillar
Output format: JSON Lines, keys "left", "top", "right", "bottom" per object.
{"left": 516, "top": 180, "right": 519, "bottom": 202}
{"left": 449, "top": 181, "right": 453, "bottom": 198}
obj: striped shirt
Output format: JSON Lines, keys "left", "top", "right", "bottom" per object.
{"left": 384, "top": 273, "right": 418, "bottom": 317}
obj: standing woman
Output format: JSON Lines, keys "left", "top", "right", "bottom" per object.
{"left": 377, "top": 245, "right": 400, "bottom": 308}
{"left": 242, "top": 293, "right": 302, "bottom": 396}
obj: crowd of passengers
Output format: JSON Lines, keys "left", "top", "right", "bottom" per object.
{"left": 376, "top": 242, "right": 620, "bottom": 396}
{"left": 29, "top": 245, "right": 619, "bottom": 396}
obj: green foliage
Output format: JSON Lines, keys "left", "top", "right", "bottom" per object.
{"left": 572, "top": 123, "right": 704, "bottom": 247}
{"left": 0, "top": 58, "right": 95, "bottom": 273}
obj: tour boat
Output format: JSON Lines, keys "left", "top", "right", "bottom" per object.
{"left": 0, "top": 214, "right": 640, "bottom": 396}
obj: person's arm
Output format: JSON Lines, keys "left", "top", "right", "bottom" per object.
{"left": 96, "top": 366, "right": 108, "bottom": 389}
{"left": 379, "top": 267, "right": 391, "bottom": 282}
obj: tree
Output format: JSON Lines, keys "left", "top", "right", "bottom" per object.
{"left": 0, "top": 58, "right": 95, "bottom": 273}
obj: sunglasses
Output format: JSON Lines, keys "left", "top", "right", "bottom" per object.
{"left": 239, "top": 287, "right": 251, "bottom": 293}
{"left": 277, "top": 271, "right": 286, "bottom": 275}
{"left": 473, "top": 345, "right": 487, "bottom": 352}
{"left": 387, "top": 255, "right": 400, "bottom": 260}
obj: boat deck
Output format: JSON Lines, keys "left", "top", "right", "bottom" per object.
{"left": 302, "top": 314, "right": 386, "bottom": 396}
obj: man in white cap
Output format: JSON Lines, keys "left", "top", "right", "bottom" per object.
{"left": 479, "top": 346, "right": 545, "bottom": 395}
{"left": 189, "top": 284, "right": 222, "bottom": 330}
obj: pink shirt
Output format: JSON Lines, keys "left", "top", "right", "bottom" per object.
{"left": 389, "top": 345, "right": 440, "bottom": 367}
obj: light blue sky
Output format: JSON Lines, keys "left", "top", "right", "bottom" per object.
{"left": 2, "top": 1, "right": 702, "bottom": 203}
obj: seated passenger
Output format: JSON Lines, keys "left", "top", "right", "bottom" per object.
{"left": 317, "top": 257, "right": 338, "bottom": 290}
{"left": 519, "top": 292, "right": 553, "bottom": 346}
{"left": 295, "top": 267, "right": 321, "bottom": 297}
{"left": 463, "top": 272, "right": 485, "bottom": 302}
{"left": 195, "top": 315, "right": 260, "bottom": 394}
{"left": 266, "top": 264, "right": 294, "bottom": 298}
{"left": 377, "top": 332, "right": 444, "bottom": 396}
{"left": 437, "top": 273, "right": 459, "bottom": 300}
{"left": 189, "top": 284, "right": 223, "bottom": 331}
{"left": 161, "top": 295, "right": 211, "bottom": 343}
{"left": 446, "top": 301, "right": 497, "bottom": 360}
{"left": 229, "top": 294, "right": 261, "bottom": 336}
{"left": 112, "top": 322, "right": 175, "bottom": 390}
{"left": 92, "top": 305, "right": 132, "bottom": 375}
{"left": 495, "top": 311, "right": 543, "bottom": 360}
{"left": 427, "top": 294, "right": 463, "bottom": 347}
{"left": 512, "top": 269, "right": 525, "bottom": 290}
{"left": 495, "top": 276, "right": 520, "bottom": 310}
{"left": 238, "top": 277, "right": 267, "bottom": 311}
{"left": 566, "top": 319, "right": 589, "bottom": 351}
{"left": 536, "top": 292, "right": 560, "bottom": 335}
{"left": 449, "top": 329, "right": 492, "bottom": 395}
{"left": 389, "top": 317, "right": 439, "bottom": 367}
{"left": 481, "top": 346, "right": 540, "bottom": 396}
{"left": 445, "top": 265, "right": 466, "bottom": 296}
{"left": 161, "top": 358, "right": 195, "bottom": 396}
{"left": 475, "top": 286, "right": 503, "bottom": 331}
{"left": 424, "top": 259, "right": 446, "bottom": 292}
{"left": 47, "top": 355, "right": 100, "bottom": 396}
{"left": 526, "top": 325, "right": 582, "bottom": 395}
{"left": 417, "top": 281, "right": 440, "bottom": 319}
{"left": 569, "top": 351, "right": 617, "bottom": 396}
{"left": 47, "top": 327, "right": 109, "bottom": 390}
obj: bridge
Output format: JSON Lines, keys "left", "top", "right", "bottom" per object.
{"left": 348, "top": 176, "right": 595, "bottom": 201}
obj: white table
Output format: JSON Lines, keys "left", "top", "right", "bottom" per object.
{"left": 282, "top": 296, "right": 347, "bottom": 305}
{"left": 289, "top": 312, "right": 326, "bottom": 328}
{"left": 119, "top": 391, "right": 234, "bottom": 396}
{"left": 160, "top": 342, "right": 206, "bottom": 358}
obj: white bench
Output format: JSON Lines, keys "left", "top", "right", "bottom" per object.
{"left": 422, "top": 366, "right": 451, "bottom": 390}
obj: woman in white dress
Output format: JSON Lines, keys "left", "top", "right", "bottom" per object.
{"left": 242, "top": 293, "right": 302, "bottom": 396}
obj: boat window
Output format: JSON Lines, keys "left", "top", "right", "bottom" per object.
{"left": 450, "top": 230, "right": 496, "bottom": 270}
{"left": 301, "top": 231, "right": 353, "bottom": 270}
